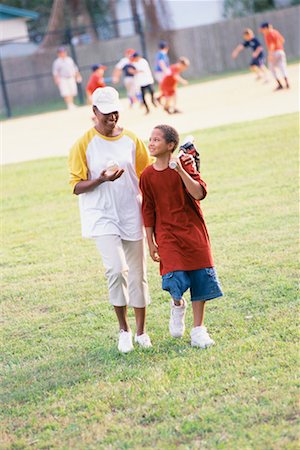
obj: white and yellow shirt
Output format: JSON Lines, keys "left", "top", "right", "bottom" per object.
{"left": 69, "top": 128, "right": 151, "bottom": 240}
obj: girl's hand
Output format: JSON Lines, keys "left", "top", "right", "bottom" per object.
{"left": 149, "top": 243, "right": 160, "bottom": 262}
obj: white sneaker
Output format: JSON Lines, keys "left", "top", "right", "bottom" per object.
{"left": 190, "top": 326, "right": 215, "bottom": 349}
{"left": 118, "top": 330, "right": 134, "bottom": 353}
{"left": 169, "top": 299, "right": 187, "bottom": 338}
{"left": 134, "top": 333, "right": 152, "bottom": 348}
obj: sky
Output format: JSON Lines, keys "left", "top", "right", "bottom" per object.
{"left": 164, "top": 0, "right": 224, "bottom": 29}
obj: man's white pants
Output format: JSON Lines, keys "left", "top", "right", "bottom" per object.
{"left": 95, "top": 235, "right": 150, "bottom": 308}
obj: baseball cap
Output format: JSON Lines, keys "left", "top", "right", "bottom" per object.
{"left": 91, "top": 64, "right": 107, "bottom": 71}
{"left": 159, "top": 40, "right": 168, "bottom": 49}
{"left": 92, "top": 87, "right": 122, "bottom": 114}
{"left": 260, "top": 22, "right": 270, "bottom": 28}
{"left": 57, "top": 46, "right": 66, "bottom": 52}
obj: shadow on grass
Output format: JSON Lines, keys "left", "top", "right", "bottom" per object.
{"left": 1, "top": 335, "right": 213, "bottom": 407}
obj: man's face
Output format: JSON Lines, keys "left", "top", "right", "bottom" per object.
{"left": 93, "top": 108, "right": 119, "bottom": 131}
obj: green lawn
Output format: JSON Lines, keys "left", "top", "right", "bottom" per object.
{"left": 1, "top": 113, "right": 299, "bottom": 449}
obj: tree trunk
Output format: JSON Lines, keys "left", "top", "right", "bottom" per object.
{"left": 38, "top": 0, "right": 66, "bottom": 49}
{"left": 67, "top": 0, "right": 98, "bottom": 40}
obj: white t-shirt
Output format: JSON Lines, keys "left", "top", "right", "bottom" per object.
{"left": 52, "top": 56, "right": 78, "bottom": 78}
{"left": 115, "top": 57, "right": 129, "bottom": 70}
{"left": 133, "top": 58, "right": 154, "bottom": 87}
{"left": 68, "top": 128, "right": 152, "bottom": 240}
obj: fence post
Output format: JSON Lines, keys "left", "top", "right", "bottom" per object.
{"left": 0, "top": 55, "right": 11, "bottom": 118}
{"left": 134, "top": 14, "right": 148, "bottom": 60}
{"left": 66, "top": 28, "right": 85, "bottom": 105}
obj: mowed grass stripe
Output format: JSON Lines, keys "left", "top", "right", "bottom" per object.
{"left": 1, "top": 113, "right": 298, "bottom": 449}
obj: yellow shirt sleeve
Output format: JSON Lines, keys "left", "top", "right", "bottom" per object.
{"left": 68, "top": 133, "right": 90, "bottom": 192}
{"left": 124, "top": 130, "right": 154, "bottom": 179}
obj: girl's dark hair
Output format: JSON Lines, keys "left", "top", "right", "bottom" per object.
{"left": 154, "top": 125, "right": 179, "bottom": 152}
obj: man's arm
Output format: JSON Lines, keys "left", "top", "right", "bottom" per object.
{"left": 74, "top": 169, "right": 124, "bottom": 195}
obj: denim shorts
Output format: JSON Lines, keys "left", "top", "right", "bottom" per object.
{"left": 162, "top": 267, "right": 223, "bottom": 301}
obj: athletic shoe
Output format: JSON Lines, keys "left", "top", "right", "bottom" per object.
{"left": 118, "top": 329, "right": 134, "bottom": 353}
{"left": 169, "top": 299, "right": 187, "bottom": 338}
{"left": 134, "top": 333, "right": 152, "bottom": 348}
{"left": 190, "top": 326, "right": 215, "bottom": 349}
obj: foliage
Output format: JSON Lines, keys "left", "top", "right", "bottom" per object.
{"left": 0, "top": 0, "right": 110, "bottom": 32}
{"left": 223, "top": 0, "right": 276, "bottom": 17}
{"left": 1, "top": 112, "right": 298, "bottom": 449}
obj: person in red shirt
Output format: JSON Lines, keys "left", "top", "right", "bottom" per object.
{"left": 86, "top": 64, "right": 107, "bottom": 103}
{"left": 140, "top": 125, "right": 223, "bottom": 349}
{"left": 159, "top": 57, "right": 190, "bottom": 114}
{"left": 260, "top": 22, "right": 290, "bottom": 90}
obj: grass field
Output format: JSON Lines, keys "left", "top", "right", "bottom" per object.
{"left": 1, "top": 113, "right": 299, "bottom": 449}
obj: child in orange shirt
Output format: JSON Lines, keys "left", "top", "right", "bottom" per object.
{"left": 86, "top": 64, "right": 107, "bottom": 103}
{"left": 159, "top": 57, "right": 190, "bottom": 114}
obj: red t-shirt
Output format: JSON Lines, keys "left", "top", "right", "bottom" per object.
{"left": 265, "top": 29, "right": 285, "bottom": 51}
{"left": 140, "top": 163, "right": 214, "bottom": 275}
{"left": 86, "top": 72, "right": 106, "bottom": 94}
{"left": 160, "top": 64, "right": 180, "bottom": 97}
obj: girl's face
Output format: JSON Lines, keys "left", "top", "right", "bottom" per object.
{"left": 148, "top": 128, "right": 173, "bottom": 157}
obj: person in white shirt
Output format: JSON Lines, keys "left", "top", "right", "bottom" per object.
{"left": 112, "top": 48, "right": 140, "bottom": 107}
{"left": 68, "top": 87, "right": 153, "bottom": 353}
{"left": 130, "top": 52, "right": 157, "bottom": 114}
{"left": 52, "top": 47, "right": 82, "bottom": 110}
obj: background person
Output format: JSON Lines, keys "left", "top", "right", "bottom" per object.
{"left": 112, "top": 48, "right": 140, "bottom": 107}
{"left": 68, "top": 87, "right": 152, "bottom": 353}
{"left": 140, "top": 125, "right": 223, "bottom": 348}
{"left": 154, "top": 40, "right": 170, "bottom": 83}
{"left": 154, "top": 40, "right": 171, "bottom": 104}
{"left": 260, "top": 22, "right": 290, "bottom": 90}
{"left": 52, "top": 46, "right": 82, "bottom": 110}
{"left": 86, "top": 64, "right": 107, "bottom": 104}
{"left": 231, "top": 28, "right": 268, "bottom": 82}
{"left": 159, "top": 57, "right": 190, "bottom": 114}
{"left": 130, "top": 52, "right": 157, "bottom": 115}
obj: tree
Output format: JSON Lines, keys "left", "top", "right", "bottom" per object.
{"left": 2, "top": 0, "right": 110, "bottom": 45}
{"left": 38, "top": 0, "right": 66, "bottom": 48}
{"left": 223, "top": 0, "right": 275, "bottom": 18}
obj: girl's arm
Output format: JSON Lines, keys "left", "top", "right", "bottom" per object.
{"left": 145, "top": 227, "right": 160, "bottom": 262}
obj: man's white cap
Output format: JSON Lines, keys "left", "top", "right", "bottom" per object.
{"left": 92, "top": 86, "right": 122, "bottom": 114}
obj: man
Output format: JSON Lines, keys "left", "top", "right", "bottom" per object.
{"left": 52, "top": 47, "right": 82, "bottom": 110}
{"left": 260, "top": 22, "right": 290, "bottom": 90}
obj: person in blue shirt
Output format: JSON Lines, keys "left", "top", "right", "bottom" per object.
{"left": 154, "top": 40, "right": 171, "bottom": 104}
{"left": 154, "top": 40, "right": 170, "bottom": 83}
{"left": 231, "top": 28, "right": 269, "bottom": 82}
